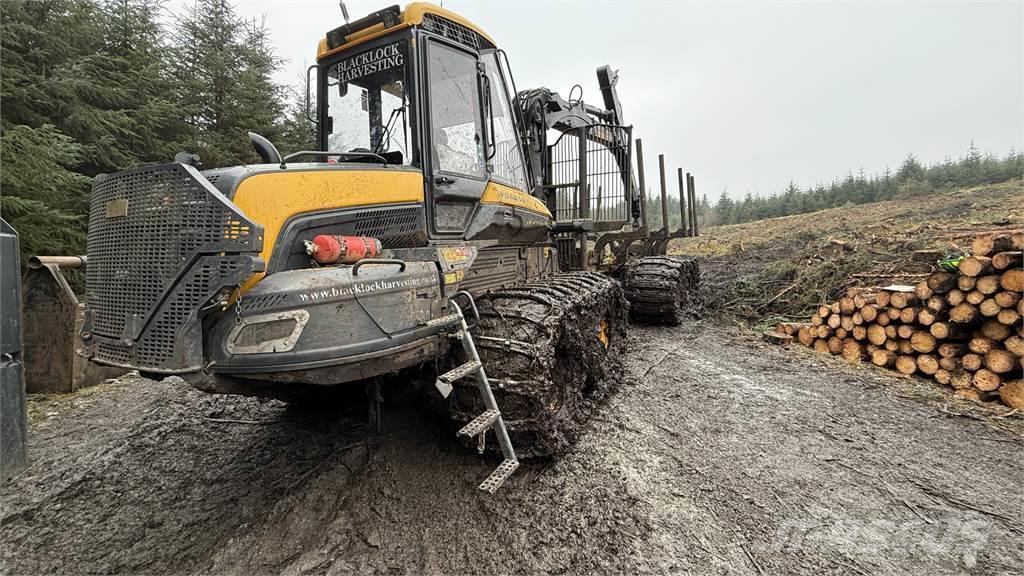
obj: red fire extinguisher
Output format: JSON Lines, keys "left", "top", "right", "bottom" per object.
{"left": 304, "top": 235, "right": 382, "bottom": 265}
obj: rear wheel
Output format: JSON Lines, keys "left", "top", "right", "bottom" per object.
{"left": 447, "top": 272, "right": 628, "bottom": 458}
{"left": 622, "top": 256, "right": 699, "bottom": 325}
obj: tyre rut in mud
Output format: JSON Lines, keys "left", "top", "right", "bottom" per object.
{"left": 447, "top": 272, "right": 628, "bottom": 458}
{"left": 622, "top": 256, "right": 700, "bottom": 325}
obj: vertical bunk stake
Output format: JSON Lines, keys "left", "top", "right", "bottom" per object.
{"left": 677, "top": 167, "right": 688, "bottom": 236}
{"left": 658, "top": 154, "right": 669, "bottom": 236}
{"left": 636, "top": 138, "right": 648, "bottom": 229}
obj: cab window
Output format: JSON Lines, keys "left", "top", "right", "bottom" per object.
{"left": 325, "top": 39, "right": 413, "bottom": 164}
{"left": 427, "top": 42, "right": 485, "bottom": 178}
{"left": 482, "top": 54, "right": 528, "bottom": 190}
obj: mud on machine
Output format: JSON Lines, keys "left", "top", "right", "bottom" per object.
{"left": 79, "top": 3, "right": 699, "bottom": 492}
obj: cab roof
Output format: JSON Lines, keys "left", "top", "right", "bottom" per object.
{"left": 316, "top": 2, "right": 496, "bottom": 61}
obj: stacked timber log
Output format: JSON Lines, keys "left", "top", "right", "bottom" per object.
{"left": 780, "top": 230, "right": 1024, "bottom": 409}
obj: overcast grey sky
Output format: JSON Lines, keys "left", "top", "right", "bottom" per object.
{"left": 176, "top": 0, "right": 1024, "bottom": 200}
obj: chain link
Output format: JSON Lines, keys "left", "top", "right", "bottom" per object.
{"left": 234, "top": 284, "right": 243, "bottom": 325}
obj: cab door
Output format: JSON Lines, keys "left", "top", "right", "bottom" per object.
{"left": 422, "top": 37, "right": 488, "bottom": 237}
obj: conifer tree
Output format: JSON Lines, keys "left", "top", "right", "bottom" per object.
{"left": 170, "top": 0, "right": 287, "bottom": 167}
{"left": 276, "top": 87, "right": 318, "bottom": 155}
{"left": 0, "top": 0, "right": 101, "bottom": 257}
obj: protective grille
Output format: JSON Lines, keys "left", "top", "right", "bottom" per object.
{"left": 352, "top": 206, "right": 422, "bottom": 246}
{"left": 422, "top": 13, "right": 481, "bottom": 49}
{"left": 548, "top": 124, "right": 634, "bottom": 225}
{"left": 86, "top": 163, "right": 263, "bottom": 370}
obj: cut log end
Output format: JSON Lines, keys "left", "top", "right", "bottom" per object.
{"left": 916, "top": 354, "right": 940, "bottom": 375}
{"left": 972, "top": 369, "right": 1002, "bottom": 392}
{"left": 910, "top": 331, "right": 937, "bottom": 354}
{"left": 998, "top": 380, "right": 1024, "bottom": 410}
{"left": 972, "top": 233, "right": 1015, "bottom": 257}
{"left": 1001, "top": 268, "right": 1024, "bottom": 292}
{"left": 959, "top": 256, "right": 992, "bottom": 277}
{"left": 984, "top": 348, "right": 1017, "bottom": 374}
{"left": 871, "top": 350, "right": 897, "bottom": 368}
{"left": 895, "top": 355, "right": 918, "bottom": 375}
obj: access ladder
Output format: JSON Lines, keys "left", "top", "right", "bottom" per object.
{"left": 429, "top": 291, "right": 519, "bottom": 493}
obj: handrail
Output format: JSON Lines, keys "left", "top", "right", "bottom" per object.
{"left": 279, "top": 150, "right": 387, "bottom": 169}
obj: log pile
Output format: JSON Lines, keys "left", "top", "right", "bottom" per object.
{"left": 777, "top": 231, "right": 1024, "bottom": 409}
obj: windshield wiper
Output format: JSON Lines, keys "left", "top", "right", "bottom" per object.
{"left": 375, "top": 103, "right": 407, "bottom": 155}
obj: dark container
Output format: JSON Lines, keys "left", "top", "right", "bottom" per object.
{"left": 1, "top": 218, "right": 28, "bottom": 481}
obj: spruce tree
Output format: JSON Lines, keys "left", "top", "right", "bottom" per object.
{"left": 170, "top": 0, "right": 288, "bottom": 167}
{"left": 0, "top": 125, "right": 90, "bottom": 258}
{"left": 0, "top": 0, "right": 100, "bottom": 258}
{"left": 94, "top": 0, "right": 189, "bottom": 167}
{"left": 276, "top": 87, "right": 317, "bottom": 155}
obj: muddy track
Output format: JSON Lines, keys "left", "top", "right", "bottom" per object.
{"left": 2, "top": 321, "right": 1023, "bottom": 575}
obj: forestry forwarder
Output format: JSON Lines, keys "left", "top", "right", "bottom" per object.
{"left": 80, "top": 2, "right": 698, "bottom": 492}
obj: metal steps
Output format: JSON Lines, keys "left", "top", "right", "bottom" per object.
{"left": 457, "top": 409, "right": 499, "bottom": 438}
{"left": 479, "top": 459, "right": 520, "bottom": 494}
{"left": 437, "top": 360, "right": 482, "bottom": 388}
{"left": 440, "top": 291, "right": 519, "bottom": 493}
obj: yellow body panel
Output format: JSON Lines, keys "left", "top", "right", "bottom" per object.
{"left": 317, "top": 2, "right": 495, "bottom": 61}
{"left": 481, "top": 182, "right": 552, "bottom": 218}
{"left": 232, "top": 169, "right": 425, "bottom": 290}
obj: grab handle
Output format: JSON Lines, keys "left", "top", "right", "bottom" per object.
{"left": 451, "top": 290, "right": 480, "bottom": 330}
{"left": 352, "top": 258, "right": 406, "bottom": 276}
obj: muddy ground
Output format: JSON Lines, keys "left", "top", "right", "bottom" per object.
{"left": 2, "top": 321, "right": 1022, "bottom": 575}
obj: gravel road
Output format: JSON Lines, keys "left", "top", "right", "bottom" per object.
{"left": 2, "top": 321, "right": 1022, "bottom": 575}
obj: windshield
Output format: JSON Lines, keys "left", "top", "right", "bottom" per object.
{"left": 325, "top": 38, "right": 414, "bottom": 164}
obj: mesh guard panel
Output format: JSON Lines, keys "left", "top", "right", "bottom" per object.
{"left": 85, "top": 163, "right": 264, "bottom": 372}
{"left": 421, "top": 13, "right": 482, "bottom": 49}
